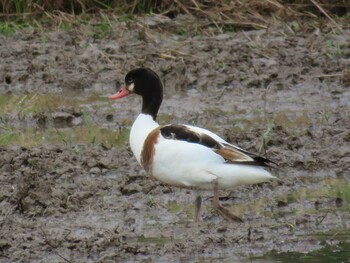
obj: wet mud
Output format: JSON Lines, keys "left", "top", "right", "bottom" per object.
{"left": 0, "top": 15, "right": 350, "bottom": 262}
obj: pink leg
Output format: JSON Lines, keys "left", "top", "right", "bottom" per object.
{"left": 194, "top": 195, "right": 202, "bottom": 222}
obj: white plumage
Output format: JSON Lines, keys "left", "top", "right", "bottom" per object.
{"left": 130, "top": 114, "right": 159, "bottom": 164}
{"left": 130, "top": 113, "right": 275, "bottom": 190}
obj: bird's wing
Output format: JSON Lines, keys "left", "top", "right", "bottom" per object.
{"left": 159, "top": 124, "right": 274, "bottom": 167}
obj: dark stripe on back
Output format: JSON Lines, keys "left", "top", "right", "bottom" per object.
{"left": 160, "top": 124, "right": 221, "bottom": 149}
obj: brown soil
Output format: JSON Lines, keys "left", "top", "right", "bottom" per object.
{"left": 0, "top": 15, "right": 350, "bottom": 262}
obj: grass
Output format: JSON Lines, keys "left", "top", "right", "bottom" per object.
{"left": 325, "top": 38, "right": 342, "bottom": 59}
{"left": 0, "top": 0, "right": 156, "bottom": 15}
{"left": 146, "top": 195, "right": 157, "bottom": 207}
{"left": 0, "top": 1, "right": 348, "bottom": 36}
{"left": 259, "top": 118, "right": 274, "bottom": 155}
{"left": 0, "top": 20, "right": 33, "bottom": 35}
{"left": 0, "top": 94, "right": 129, "bottom": 147}
{"left": 0, "top": 94, "right": 79, "bottom": 115}
{"left": 0, "top": 124, "right": 129, "bottom": 147}
{"left": 320, "top": 110, "right": 331, "bottom": 125}
{"left": 0, "top": 121, "right": 16, "bottom": 145}
{"left": 92, "top": 20, "right": 112, "bottom": 39}
{"left": 82, "top": 110, "right": 95, "bottom": 144}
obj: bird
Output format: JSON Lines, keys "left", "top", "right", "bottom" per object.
{"left": 109, "top": 67, "right": 276, "bottom": 222}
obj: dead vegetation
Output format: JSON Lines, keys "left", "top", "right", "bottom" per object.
{"left": 0, "top": 1, "right": 349, "bottom": 31}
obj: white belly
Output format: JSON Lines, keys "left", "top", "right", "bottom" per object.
{"left": 151, "top": 139, "right": 274, "bottom": 190}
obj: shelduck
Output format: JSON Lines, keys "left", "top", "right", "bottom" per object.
{"left": 109, "top": 68, "right": 276, "bottom": 222}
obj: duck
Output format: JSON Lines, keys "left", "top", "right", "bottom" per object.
{"left": 109, "top": 67, "right": 276, "bottom": 222}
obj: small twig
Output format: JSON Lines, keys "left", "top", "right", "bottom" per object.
{"left": 330, "top": 231, "right": 339, "bottom": 239}
{"left": 97, "top": 253, "right": 119, "bottom": 262}
{"left": 130, "top": 0, "right": 137, "bottom": 14}
{"left": 211, "top": 19, "right": 223, "bottom": 33}
{"left": 0, "top": 254, "right": 10, "bottom": 259}
{"left": 187, "top": 0, "right": 223, "bottom": 33}
{"left": 190, "top": 0, "right": 201, "bottom": 10}
{"left": 54, "top": 252, "right": 71, "bottom": 263}
{"left": 40, "top": 228, "right": 71, "bottom": 263}
{"left": 315, "top": 213, "right": 328, "bottom": 226}
{"left": 313, "top": 73, "right": 343, "bottom": 78}
{"left": 242, "top": 31, "right": 253, "bottom": 42}
{"left": 310, "top": 0, "right": 343, "bottom": 33}
{"left": 174, "top": 0, "right": 194, "bottom": 17}
{"left": 166, "top": 49, "right": 201, "bottom": 59}
{"left": 32, "top": 3, "right": 53, "bottom": 20}
{"left": 266, "top": 0, "right": 284, "bottom": 9}
{"left": 158, "top": 53, "right": 177, "bottom": 60}
{"left": 0, "top": 12, "right": 41, "bottom": 17}
{"left": 201, "top": 20, "right": 267, "bottom": 30}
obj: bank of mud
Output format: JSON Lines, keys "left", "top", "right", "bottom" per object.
{"left": 0, "top": 15, "right": 350, "bottom": 262}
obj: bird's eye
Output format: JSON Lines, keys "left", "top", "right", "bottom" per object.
{"left": 126, "top": 79, "right": 133, "bottom": 84}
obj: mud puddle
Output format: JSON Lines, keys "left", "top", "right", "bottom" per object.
{"left": 254, "top": 231, "right": 350, "bottom": 263}
{"left": 1, "top": 14, "right": 350, "bottom": 262}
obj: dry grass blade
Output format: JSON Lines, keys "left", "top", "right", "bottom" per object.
{"left": 173, "top": 0, "right": 193, "bottom": 17}
{"left": 310, "top": 0, "right": 344, "bottom": 33}
{"left": 158, "top": 53, "right": 177, "bottom": 60}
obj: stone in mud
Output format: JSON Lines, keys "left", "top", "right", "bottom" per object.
{"left": 97, "top": 156, "right": 112, "bottom": 168}
{"left": 56, "top": 163, "right": 75, "bottom": 175}
{"left": 90, "top": 167, "right": 101, "bottom": 174}
{"left": 121, "top": 183, "right": 142, "bottom": 195}
{"left": 0, "top": 163, "right": 12, "bottom": 173}
{"left": 0, "top": 152, "right": 13, "bottom": 166}
{"left": 0, "top": 239, "right": 11, "bottom": 250}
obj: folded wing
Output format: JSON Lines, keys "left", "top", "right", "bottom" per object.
{"left": 159, "top": 124, "right": 274, "bottom": 167}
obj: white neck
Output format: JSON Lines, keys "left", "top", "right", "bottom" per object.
{"left": 129, "top": 113, "right": 159, "bottom": 164}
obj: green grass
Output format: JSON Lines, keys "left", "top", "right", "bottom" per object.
{"left": 0, "top": 94, "right": 129, "bottom": 147}
{"left": 259, "top": 117, "right": 274, "bottom": 154}
{"left": 0, "top": 20, "right": 33, "bottom": 36}
{"left": 92, "top": 21, "right": 112, "bottom": 39}
{"left": 0, "top": 125, "right": 129, "bottom": 147}
{"left": 325, "top": 38, "right": 342, "bottom": 59}
{"left": 82, "top": 110, "right": 95, "bottom": 144}
{"left": 0, "top": 122, "right": 16, "bottom": 145}
{"left": 0, "top": 94, "right": 76, "bottom": 115}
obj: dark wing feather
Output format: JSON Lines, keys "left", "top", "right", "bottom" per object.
{"left": 221, "top": 143, "right": 276, "bottom": 167}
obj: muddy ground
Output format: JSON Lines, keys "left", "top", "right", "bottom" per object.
{"left": 0, "top": 15, "right": 350, "bottom": 262}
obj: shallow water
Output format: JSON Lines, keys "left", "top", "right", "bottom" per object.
{"left": 255, "top": 239, "right": 350, "bottom": 263}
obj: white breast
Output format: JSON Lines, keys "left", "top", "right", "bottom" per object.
{"left": 129, "top": 114, "right": 159, "bottom": 164}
